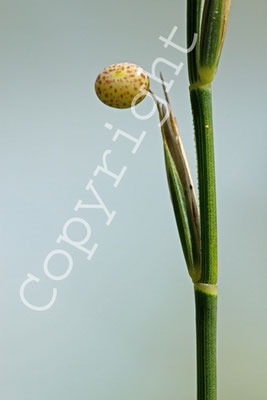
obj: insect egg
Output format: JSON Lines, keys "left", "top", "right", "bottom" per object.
{"left": 95, "top": 62, "right": 150, "bottom": 109}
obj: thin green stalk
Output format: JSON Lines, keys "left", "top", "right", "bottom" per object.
{"left": 187, "top": 0, "right": 231, "bottom": 397}
{"left": 187, "top": 0, "right": 202, "bottom": 84}
{"left": 157, "top": 1, "right": 230, "bottom": 398}
{"left": 190, "top": 84, "right": 218, "bottom": 400}
{"left": 194, "top": 283, "right": 217, "bottom": 400}
{"left": 190, "top": 84, "right": 217, "bottom": 284}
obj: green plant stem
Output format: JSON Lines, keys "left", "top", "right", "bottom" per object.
{"left": 187, "top": 0, "right": 202, "bottom": 84}
{"left": 194, "top": 283, "right": 217, "bottom": 400}
{"left": 190, "top": 84, "right": 218, "bottom": 400}
{"left": 190, "top": 85, "right": 217, "bottom": 284}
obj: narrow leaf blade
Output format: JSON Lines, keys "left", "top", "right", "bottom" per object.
{"left": 163, "top": 136, "right": 197, "bottom": 279}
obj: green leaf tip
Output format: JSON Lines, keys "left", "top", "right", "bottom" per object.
{"left": 187, "top": 0, "right": 231, "bottom": 86}
{"left": 199, "top": 0, "right": 232, "bottom": 84}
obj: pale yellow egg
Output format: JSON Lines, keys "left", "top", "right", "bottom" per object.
{"left": 95, "top": 62, "right": 150, "bottom": 109}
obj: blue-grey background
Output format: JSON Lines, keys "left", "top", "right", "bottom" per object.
{"left": 1, "top": 1, "right": 266, "bottom": 399}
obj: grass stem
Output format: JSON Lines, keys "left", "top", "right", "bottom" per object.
{"left": 190, "top": 85, "right": 217, "bottom": 284}
{"left": 194, "top": 283, "right": 217, "bottom": 400}
{"left": 190, "top": 84, "right": 218, "bottom": 400}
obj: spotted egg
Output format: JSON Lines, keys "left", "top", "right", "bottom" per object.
{"left": 95, "top": 62, "right": 150, "bottom": 109}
